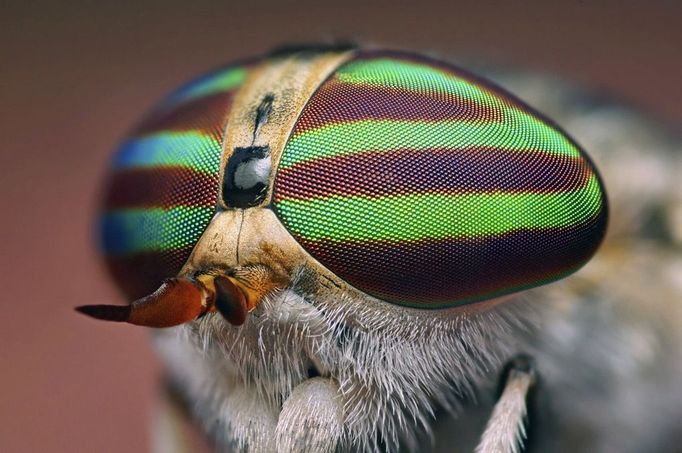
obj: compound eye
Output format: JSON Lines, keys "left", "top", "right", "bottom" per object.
{"left": 99, "top": 65, "right": 249, "bottom": 299}
{"left": 273, "top": 52, "right": 607, "bottom": 308}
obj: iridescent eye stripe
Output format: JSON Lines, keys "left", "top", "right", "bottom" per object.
{"left": 104, "top": 168, "right": 218, "bottom": 209}
{"left": 164, "top": 65, "right": 248, "bottom": 105}
{"left": 300, "top": 224, "right": 604, "bottom": 307}
{"left": 280, "top": 119, "right": 580, "bottom": 169}
{"left": 101, "top": 207, "right": 211, "bottom": 254}
{"left": 292, "top": 75, "right": 503, "bottom": 128}
{"left": 274, "top": 51, "right": 608, "bottom": 307}
{"left": 276, "top": 175, "right": 602, "bottom": 243}
{"left": 275, "top": 148, "right": 591, "bottom": 201}
{"left": 112, "top": 132, "right": 221, "bottom": 173}
{"left": 100, "top": 65, "right": 249, "bottom": 299}
{"left": 336, "top": 58, "right": 500, "bottom": 106}
{"left": 134, "top": 90, "right": 239, "bottom": 133}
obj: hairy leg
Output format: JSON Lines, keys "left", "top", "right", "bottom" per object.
{"left": 275, "top": 377, "right": 343, "bottom": 453}
{"left": 475, "top": 357, "right": 536, "bottom": 453}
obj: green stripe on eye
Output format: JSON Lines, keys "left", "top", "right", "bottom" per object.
{"left": 113, "top": 131, "right": 222, "bottom": 174}
{"left": 275, "top": 175, "right": 602, "bottom": 242}
{"left": 168, "top": 66, "right": 248, "bottom": 103}
{"left": 337, "top": 59, "right": 497, "bottom": 107}
{"left": 101, "top": 206, "right": 213, "bottom": 254}
{"left": 280, "top": 118, "right": 581, "bottom": 169}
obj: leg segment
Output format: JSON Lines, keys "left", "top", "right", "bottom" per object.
{"left": 475, "top": 356, "right": 537, "bottom": 453}
{"left": 275, "top": 377, "right": 344, "bottom": 453}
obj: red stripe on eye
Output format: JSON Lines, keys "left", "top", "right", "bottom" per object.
{"left": 296, "top": 218, "right": 606, "bottom": 307}
{"left": 104, "top": 167, "right": 219, "bottom": 209}
{"left": 134, "top": 91, "right": 234, "bottom": 136}
{"left": 292, "top": 77, "right": 504, "bottom": 135}
{"left": 275, "top": 147, "right": 592, "bottom": 202}
{"left": 105, "top": 247, "right": 195, "bottom": 300}
{"left": 349, "top": 50, "right": 543, "bottom": 118}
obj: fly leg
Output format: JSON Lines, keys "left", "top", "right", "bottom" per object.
{"left": 475, "top": 355, "right": 537, "bottom": 453}
{"left": 275, "top": 377, "right": 343, "bottom": 453}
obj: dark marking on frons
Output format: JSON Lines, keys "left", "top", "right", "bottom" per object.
{"left": 253, "top": 94, "right": 275, "bottom": 142}
{"left": 222, "top": 145, "right": 270, "bottom": 208}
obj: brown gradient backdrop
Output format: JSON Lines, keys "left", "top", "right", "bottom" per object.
{"left": 1, "top": 1, "right": 680, "bottom": 451}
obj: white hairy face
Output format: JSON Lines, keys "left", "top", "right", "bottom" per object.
{"left": 154, "top": 278, "right": 534, "bottom": 452}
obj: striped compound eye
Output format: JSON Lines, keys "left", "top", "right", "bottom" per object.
{"left": 273, "top": 52, "right": 608, "bottom": 308}
{"left": 100, "top": 64, "right": 250, "bottom": 299}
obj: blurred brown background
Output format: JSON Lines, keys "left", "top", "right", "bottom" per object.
{"left": 1, "top": 1, "right": 680, "bottom": 451}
